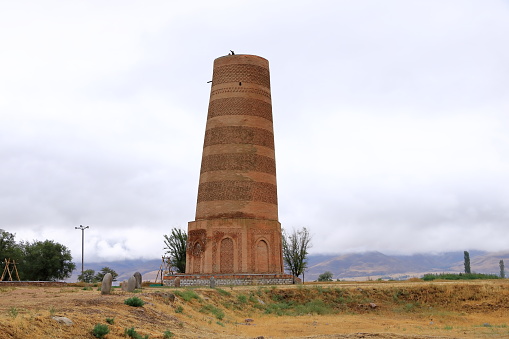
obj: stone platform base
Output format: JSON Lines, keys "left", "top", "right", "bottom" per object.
{"left": 163, "top": 273, "right": 299, "bottom": 287}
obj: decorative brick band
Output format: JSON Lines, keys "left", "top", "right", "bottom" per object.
{"left": 210, "top": 87, "right": 271, "bottom": 100}
{"left": 212, "top": 64, "right": 270, "bottom": 88}
{"left": 200, "top": 153, "right": 276, "bottom": 175}
{"left": 204, "top": 126, "right": 274, "bottom": 149}
{"left": 197, "top": 181, "right": 277, "bottom": 204}
{"left": 207, "top": 97, "right": 273, "bottom": 121}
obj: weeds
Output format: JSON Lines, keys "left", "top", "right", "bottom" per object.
{"left": 163, "top": 330, "right": 174, "bottom": 338}
{"left": 105, "top": 317, "right": 115, "bottom": 324}
{"left": 124, "top": 297, "right": 145, "bottom": 307}
{"left": 175, "top": 305, "right": 184, "bottom": 313}
{"left": 92, "top": 324, "right": 109, "bottom": 338}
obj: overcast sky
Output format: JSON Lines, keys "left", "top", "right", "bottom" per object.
{"left": 1, "top": 0, "right": 508, "bottom": 263}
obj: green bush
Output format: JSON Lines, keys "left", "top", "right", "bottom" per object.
{"left": 124, "top": 327, "right": 149, "bottom": 339}
{"left": 124, "top": 297, "right": 145, "bottom": 307}
{"left": 163, "top": 330, "right": 174, "bottom": 338}
{"left": 92, "top": 324, "right": 110, "bottom": 338}
{"left": 175, "top": 305, "right": 184, "bottom": 313}
{"left": 105, "top": 317, "right": 114, "bottom": 324}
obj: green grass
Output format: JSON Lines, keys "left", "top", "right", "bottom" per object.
{"left": 215, "top": 288, "right": 231, "bottom": 296}
{"left": 199, "top": 304, "right": 225, "bottom": 320}
{"left": 174, "top": 289, "right": 201, "bottom": 302}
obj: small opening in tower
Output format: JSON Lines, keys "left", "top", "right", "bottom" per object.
{"left": 239, "top": 82, "right": 242, "bottom": 86}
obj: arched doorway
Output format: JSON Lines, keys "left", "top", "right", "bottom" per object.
{"left": 220, "top": 238, "right": 234, "bottom": 273}
{"left": 192, "top": 242, "right": 202, "bottom": 273}
{"left": 255, "top": 240, "right": 269, "bottom": 273}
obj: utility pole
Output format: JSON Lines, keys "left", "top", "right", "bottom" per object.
{"left": 75, "top": 225, "right": 89, "bottom": 277}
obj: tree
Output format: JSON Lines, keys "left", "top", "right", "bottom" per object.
{"left": 500, "top": 260, "right": 505, "bottom": 279}
{"left": 317, "top": 271, "right": 333, "bottom": 282}
{"left": 282, "top": 227, "right": 312, "bottom": 283}
{"left": 77, "top": 269, "right": 96, "bottom": 283}
{"left": 163, "top": 228, "right": 188, "bottom": 273}
{"left": 95, "top": 267, "right": 118, "bottom": 282}
{"left": 19, "top": 240, "right": 75, "bottom": 281}
{"left": 0, "top": 229, "right": 22, "bottom": 262}
{"left": 464, "top": 251, "right": 471, "bottom": 274}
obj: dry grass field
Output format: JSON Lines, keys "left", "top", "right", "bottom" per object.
{"left": 1, "top": 280, "right": 509, "bottom": 338}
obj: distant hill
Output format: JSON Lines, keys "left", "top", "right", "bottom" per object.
{"left": 305, "top": 250, "right": 508, "bottom": 281}
{"left": 67, "top": 250, "right": 509, "bottom": 283}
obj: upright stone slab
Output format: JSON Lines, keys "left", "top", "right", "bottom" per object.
{"left": 127, "top": 276, "right": 136, "bottom": 292}
{"left": 209, "top": 277, "right": 216, "bottom": 288}
{"left": 134, "top": 272, "right": 142, "bottom": 289}
{"left": 101, "top": 273, "right": 113, "bottom": 295}
{"left": 174, "top": 277, "right": 181, "bottom": 288}
{"left": 121, "top": 280, "right": 128, "bottom": 292}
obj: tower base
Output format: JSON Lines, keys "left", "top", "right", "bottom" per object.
{"left": 185, "top": 218, "right": 284, "bottom": 274}
{"left": 163, "top": 273, "right": 299, "bottom": 287}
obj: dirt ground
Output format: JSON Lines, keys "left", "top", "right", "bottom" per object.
{"left": 1, "top": 280, "right": 509, "bottom": 338}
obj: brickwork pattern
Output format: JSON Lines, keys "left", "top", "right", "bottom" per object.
{"left": 220, "top": 237, "right": 234, "bottom": 273}
{"left": 200, "top": 153, "right": 276, "bottom": 174}
{"left": 187, "top": 55, "right": 283, "bottom": 275}
{"left": 207, "top": 97, "right": 273, "bottom": 121}
{"left": 197, "top": 181, "right": 277, "bottom": 204}
{"left": 210, "top": 87, "right": 271, "bottom": 99}
{"left": 203, "top": 126, "right": 274, "bottom": 149}
{"left": 212, "top": 64, "right": 270, "bottom": 88}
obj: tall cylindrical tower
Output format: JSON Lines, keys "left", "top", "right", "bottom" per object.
{"left": 186, "top": 54, "right": 284, "bottom": 274}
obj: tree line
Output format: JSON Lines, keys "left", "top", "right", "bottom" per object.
{"left": 0, "top": 229, "right": 75, "bottom": 281}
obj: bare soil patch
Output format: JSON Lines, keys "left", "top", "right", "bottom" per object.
{"left": 1, "top": 280, "right": 509, "bottom": 338}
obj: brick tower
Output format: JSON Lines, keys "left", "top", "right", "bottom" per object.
{"left": 186, "top": 54, "right": 284, "bottom": 275}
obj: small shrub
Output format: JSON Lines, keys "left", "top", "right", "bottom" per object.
{"left": 124, "top": 327, "right": 149, "bottom": 339}
{"left": 216, "top": 321, "right": 225, "bottom": 327}
{"left": 7, "top": 307, "right": 18, "bottom": 318}
{"left": 124, "top": 297, "right": 145, "bottom": 307}
{"left": 163, "top": 330, "right": 174, "bottom": 338}
{"left": 175, "top": 305, "right": 184, "bottom": 313}
{"left": 92, "top": 324, "right": 110, "bottom": 338}
{"left": 105, "top": 317, "right": 115, "bottom": 324}
{"left": 237, "top": 294, "right": 248, "bottom": 304}
{"left": 82, "top": 286, "right": 93, "bottom": 291}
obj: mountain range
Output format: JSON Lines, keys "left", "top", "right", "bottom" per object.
{"left": 68, "top": 250, "right": 509, "bottom": 283}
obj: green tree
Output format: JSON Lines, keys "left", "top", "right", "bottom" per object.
{"left": 94, "top": 267, "right": 118, "bottom": 282}
{"left": 317, "top": 271, "right": 333, "bottom": 281}
{"left": 500, "top": 260, "right": 505, "bottom": 279}
{"left": 163, "top": 228, "right": 188, "bottom": 273}
{"left": 0, "top": 229, "right": 22, "bottom": 263}
{"left": 282, "top": 227, "right": 312, "bottom": 283}
{"left": 464, "top": 251, "right": 471, "bottom": 274}
{"left": 78, "top": 269, "right": 96, "bottom": 283}
{"left": 19, "top": 240, "right": 75, "bottom": 281}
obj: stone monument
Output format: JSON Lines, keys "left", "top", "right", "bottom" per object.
{"left": 186, "top": 54, "right": 284, "bottom": 275}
